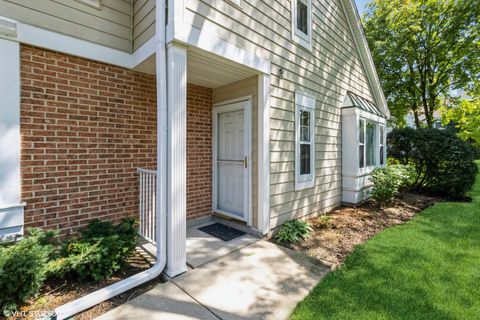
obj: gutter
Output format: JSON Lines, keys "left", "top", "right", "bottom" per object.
{"left": 54, "top": 0, "right": 169, "bottom": 318}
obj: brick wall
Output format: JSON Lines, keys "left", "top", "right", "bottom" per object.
{"left": 20, "top": 45, "right": 157, "bottom": 235}
{"left": 186, "top": 84, "right": 213, "bottom": 220}
{"left": 20, "top": 45, "right": 213, "bottom": 235}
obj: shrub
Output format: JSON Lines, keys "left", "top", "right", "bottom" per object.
{"left": 388, "top": 127, "right": 478, "bottom": 198}
{"left": 275, "top": 219, "right": 313, "bottom": 244}
{"left": 0, "top": 229, "right": 55, "bottom": 314}
{"left": 370, "top": 165, "right": 415, "bottom": 207}
{"left": 49, "top": 219, "right": 137, "bottom": 281}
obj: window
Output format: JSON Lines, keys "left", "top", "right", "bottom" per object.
{"left": 359, "top": 119, "right": 378, "bottom": 169}
{"left": 366, "top": 123, "right": 376, "bottom": 167}
{"left": 379, "top": 125, "right": 385, "bottom": 165}
{"left": 295, "top": 92, "right": 315, "bottom": 190}
{"left": 291, "top": 0, "right": 312, "bottom": 49}
{"left": 359, "top": 119, "right": 365, "bottom": 168}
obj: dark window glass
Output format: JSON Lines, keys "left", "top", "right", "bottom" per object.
{"left": 300, "top": 144, "right": 311, "bottom": 175}
{"left": 380, "top": 146, "right": 384, "bottom": 165}
{"left": 297, "top": 0, "right": 308, "bottom": 35}
{"left": 366, "top": 123, "right": 376, "bottom": 166}
{"left": 359, "top": 145, "right": 365, "bottom": 168}
{"left": 359, "top": 120, "right": 365, "bottom": 143}
{"left": 300, "top": 110, "right": 310, "bottom": 142}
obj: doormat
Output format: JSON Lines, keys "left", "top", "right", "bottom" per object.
{"left": 198, "top": 223, "right": 246, "bottom": 241}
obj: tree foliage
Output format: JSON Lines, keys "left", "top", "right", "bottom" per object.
{"left": 441, "top": 97, "right": 480, "bottom": 147}
{"left": 363, "top": 0, "right": 480, "bottom": 128}
{"left": 387, "top": 127, "right": 477, "bottom": 198}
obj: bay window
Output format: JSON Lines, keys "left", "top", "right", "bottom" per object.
{"left": 295, "top": 92, "right": 315, "bottom": 190}
{"left": 342, "top": 91, "right": 388, "bottom": 204}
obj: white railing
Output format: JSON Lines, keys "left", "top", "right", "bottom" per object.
{"left": 137, "top": 168, "right": 157, "bottom": 244}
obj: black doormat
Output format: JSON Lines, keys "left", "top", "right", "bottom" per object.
{"left": 198, "top": 223, "right": 246, "bottom": 241}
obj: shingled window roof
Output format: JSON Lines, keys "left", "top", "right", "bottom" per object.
{"left": 344, "top": 91, "right": 385, "bottom": 118}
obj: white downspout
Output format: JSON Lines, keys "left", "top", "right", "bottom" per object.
{"left": 54, "top": 0, "right": 168, "bottom": 318}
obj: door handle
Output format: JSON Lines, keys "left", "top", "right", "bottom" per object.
{"left": 244, "top": 156, "right": 248, "bottom": 168}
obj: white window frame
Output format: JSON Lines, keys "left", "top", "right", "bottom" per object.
{"left": 295, "top": 92, "right": 316, "bottom": 190}
{"left": 358, "top": 117, "right": 384, "bottom": 175}
{"left": 291, "top": 0, "right": 312, "bottom": 50}
{"left": 378, "top": 124, "right": 386, "bottom": 166}
{"left": 359, "top": 118, "right": 366, "bottom": 169}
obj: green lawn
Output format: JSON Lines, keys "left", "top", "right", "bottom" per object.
{"left": 291, "top": 161, "right": 480, "bottom": 320}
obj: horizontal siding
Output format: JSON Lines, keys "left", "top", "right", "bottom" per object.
{"left": 133, "top": 0, "right": 155, "bottom": 51}
{"left": 185, "top": 0, "right": 375, "bottom": 228}
{"left": 1, "top": 0, "right": 132, "bottom": 52}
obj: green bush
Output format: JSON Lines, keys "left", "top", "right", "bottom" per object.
{"left": 0, "top": 229, "right": 55, "bottom": 314}
{"left": 275, "top": 219, "right": 313, "bottom": 244}
{"left": 369, "top": 165, "right": 415, "bottom": 207}
{"left": 388, "top": 127, "right": 478, "bottom": 198}
{"left": 49, "top": 219, "right": 137, "bottom": 281}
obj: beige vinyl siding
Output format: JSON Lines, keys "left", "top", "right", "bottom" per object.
{"left": 185, "top": 0, "right": 374, "bottom": 228}
{"left": 133, "top": 0, "right": 155, "bottom": 51}
{"left": 213, "top": 76, "right": 259, "bottom": 229}
{"left": 0, "top": 0, "right": 132, "bottom": 52}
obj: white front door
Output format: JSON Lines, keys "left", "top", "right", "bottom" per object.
{"left": 213, "top": 100, "right": 251, "bottom": 223}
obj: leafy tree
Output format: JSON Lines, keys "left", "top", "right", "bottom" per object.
{"left": 363, "top": 0, "right": 480, "bottom": 128}
{"left": 441, "top": 97, "right": 480, "bottom": 147}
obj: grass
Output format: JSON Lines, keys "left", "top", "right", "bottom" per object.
{"left": 290, "top": 161, "right": 480, "bottom": 320}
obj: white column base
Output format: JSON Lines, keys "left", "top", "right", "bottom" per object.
{"left": 165, "top": 43, "right": 188, "bottom": 277}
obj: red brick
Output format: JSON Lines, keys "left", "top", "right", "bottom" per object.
{"left": 20, "top": 45, "right": 213, "bottom": 235}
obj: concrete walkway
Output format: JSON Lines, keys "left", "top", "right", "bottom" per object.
{"left": 97, "top": 240, "right": 329, "bottom": 320}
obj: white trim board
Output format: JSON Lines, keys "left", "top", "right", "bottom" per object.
{"left": 172, "top": 23, "right": 271, "bottom": 75}
{"left": 339, "top": 0, "right": 390, "bottom": 118}
{"left": 1, "top": 18, "right": 156, "bottom": 70}
{"left": 8, "top": 17, "right": 270, "bottom": 79}
{"left": 0, "top": 37, "right": 24, "bottom": 239}
{"left": 257, "top": 74, "right": 270, "bottom": 234}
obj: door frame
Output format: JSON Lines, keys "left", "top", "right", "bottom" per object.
{"left": 212, "top": 96, "right": 252, "bottom": 226}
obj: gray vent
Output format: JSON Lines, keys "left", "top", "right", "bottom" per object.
{"left": 0, "top": 17, "right": 18, "bottom": 39}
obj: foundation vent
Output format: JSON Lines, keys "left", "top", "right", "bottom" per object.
{"left": 0, "top": 17, "right": 18, "bottom": 39}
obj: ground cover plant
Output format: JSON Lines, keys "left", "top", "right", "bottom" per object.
{"left": 0, "top": 219, "right": 138, "bottom": 316}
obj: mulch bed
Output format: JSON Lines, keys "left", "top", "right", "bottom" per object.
{"left": 8, "top": 250, "right": 164, "bottom": 320}
{"left": 280, "top": 193, "right": 439, "bottom": 269}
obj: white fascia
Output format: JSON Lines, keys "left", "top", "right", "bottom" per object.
{"left": 1, "top": 18, "right": 156, "bottom": 71}
{"left": 339, "top": 0, "right": 390, "bottom": 118}
{"left": 172, "top": 23, "right": 270, "bottom": 75}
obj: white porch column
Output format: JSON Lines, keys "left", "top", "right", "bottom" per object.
{"left": 0, "top": 37, "right": 25, "bottom": 240}
{"left": 257, "top": 73, "right": 271, "bottom": 235}
{"left": 165, "top": 42, "right": 188, "bottom": 277}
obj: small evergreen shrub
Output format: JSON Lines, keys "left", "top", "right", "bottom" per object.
{"left": 388, "top": 127, "right": 478, "bottom": 198}
{"left": 49, "top": 219, "right": 137, "bottom": 281}
{"left": 0, "top": 229, "right": 55, "bottom": 315}
{"left": 275, "top": 219, "right": 313, "bottom": 244}
{"left": 370, "top": 165, "right": 415, "bottom": 207}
